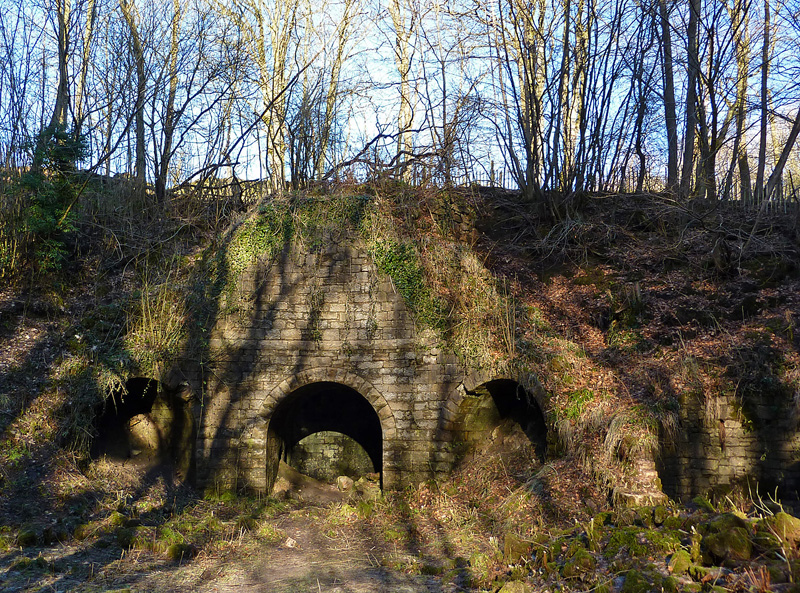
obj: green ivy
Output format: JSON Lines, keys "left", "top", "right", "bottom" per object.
{"left": 369, "top": 238, "right": 446, "bottom": 331}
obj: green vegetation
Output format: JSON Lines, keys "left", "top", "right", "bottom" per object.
{"left": 0, "top": 123, "right": 87, "bottom": 280}
{"left": 369, "top": 238, "right": 446, "bottom": 330}
{"left": 563, "top": 388, "right": 594, "bottom": 420}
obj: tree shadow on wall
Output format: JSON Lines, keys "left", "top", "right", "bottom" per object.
{"left": 184, "top": 196, "right": 374, "bottom": 493}
{"left": 656, "top": 339, "right": 800, "bottom": 504}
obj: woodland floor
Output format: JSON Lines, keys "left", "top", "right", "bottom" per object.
{"left": 1, "top": 189, "right": 800, "bottom": 591}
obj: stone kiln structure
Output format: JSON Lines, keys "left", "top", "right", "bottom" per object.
{"left": 103, "top": 235, "right": 800, "bottom": 503}
{"left": 167, "top": 241, "right": 547, "bottom": 493}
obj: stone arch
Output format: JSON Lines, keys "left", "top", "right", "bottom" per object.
{"left": 259, "top": 368, "right": 396, "bottom": 491}
{"left": 259, "top": 368, "right": 396, "bottom": 439}
{"left": 449, "top": 370, "right": 549, "bottom": 461}
{"left": 91, "top": 377, "right": 195, "bottom": 477}
{"left": 461, "top": 369, "right": 549, "bottom": 414}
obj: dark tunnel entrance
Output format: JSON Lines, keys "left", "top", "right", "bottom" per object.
{"left": 460, "top": 379, "right": 547, "bottom": 461}
{"left": 266, "top": 382, "right": 382, "bottom": 490}
{"left": 91, "top": 378, "right": 194, "bottom": 477}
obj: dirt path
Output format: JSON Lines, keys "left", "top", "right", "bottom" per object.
{"left": 0, "top": 510, "right": 464, "bottom": 593}
{"left": 195, "top": 518, "right": 442, "bottom": 592}
{"left": 138, "top": 512, "right": 461, "bottom": 593}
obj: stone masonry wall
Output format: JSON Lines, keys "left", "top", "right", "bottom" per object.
{"left": 658, "top": 391, "right": 800, "bottom": 501}
{"left": 175, "top": 240, "right": 468, "bottom": 492}
{"left": 288, "top": 431, "right": 374, "bottom": 482}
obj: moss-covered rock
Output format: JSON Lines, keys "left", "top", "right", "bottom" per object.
{"left": 116, "top": 527, "right": 136, "bottom": 549}
{"left": 653, "top": 505, "right": 669, "bottom": 526}
{"left": 697, "top": 512, "right": 753, "bottom": 566}
{"left": 10, "top": 555, "right": 48, "bottom": 572}
{"left": 662, "top": 515, "right": 683, "bottom": 530}
{"left": 692, "top": 495, "right": 716, "bottom": 513}
{"left": 700, "top": 512, "right": 749, "bottom": 535}
{"left": 690, "top": 531, "right": 702, "bottom": 563}
{"left": 759, "top": 512, "right": 800, "bottom": 545}
{"left": 562, "top": 547, "right": 596, "bottom": 578}
{"left": 768, "top": 563, "right": 789, "bottom": 584}
{"left": 594, "top": 511, "right": 613, "bottom": 526}
{"left": 688, "top": 564, "right": 725, "bottom": 582}
{"left": 662, "top": 575, "right": 679, "bottom": 593}
{"left": 497, "top": 581, "right": 531, "bottom": 593}
{"left": 604, "top": 528, "right": 647, "bottom": 557}
{"left": 635, "top": 507, "right": 654, "bottom": 528}
{"left": 668, "top": 549, "right": 691, "bottom": 576}
{"left": 614, "top": 508, "right": 636, "bottom": 526}
{"left": 621, "top": 569, "right": 654, "bottom": 593}
{"left": 592, "top": 580, "right": 613, "bottom": 593}
{"left": 165, "top": 542, "right": 197, "bottom": 562}
{"left": 16, "top": 524, "right": 38, "bottom": 547}
{"left": 108, "top": 511, "right": 128, "bottom": 527}
{"left": 701, "top": 527, "right": 752, "bottom": 566}
{"left": 41, "top": 523, "right": 69, "bottom": 545}
{"left": 504, "top": 533, "right": 531, "bottom": 565}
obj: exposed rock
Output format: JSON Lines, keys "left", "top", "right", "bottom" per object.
{"left": 668, "top": 550, "right": 691, "bottom": 576}
{"left": 272, "top": 461, "right": 348, "bottom": 504}
{"left": 127, "top": 414, "right": 162, "bottom": 452}
{"left": 503, "top": 533, "right": 531, "bottom": 565}
{"left": 612, "top": 488, "right": 667, "bottom": 509}
{"left": 497, "top": 581, "right": 531, "bottom": 593}
{"left": 336, "top": 476, "right": 354, "bottom": 491}
{"left": 353, "top": 476, "right": 381, "bottom": 501}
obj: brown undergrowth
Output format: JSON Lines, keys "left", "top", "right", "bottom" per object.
{"left": 1, "top": 183, "right": 800, "bottom": 591}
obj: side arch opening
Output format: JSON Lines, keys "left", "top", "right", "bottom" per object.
{"left": 266, "top": 381, "right": 383, "bottom": 491}
{"left": 459, "top": 378, "right": 547, "bottom": 462}
{"left": 91, "top": 377, "right": 195, "bottom": 477}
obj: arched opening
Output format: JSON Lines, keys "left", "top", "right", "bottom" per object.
{"left": 459, "top": 379, "right": 547, "bottom": 461}
{"left": 91, "top": 378, "right": 194, "bottom": 477}
{"left": 288, "top": 431, "right": 374, "bottom": 482}
{"left": 266, "top": 381, "right": 382, "bottom": 491}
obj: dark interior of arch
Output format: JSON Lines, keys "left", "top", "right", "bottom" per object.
{"left": 92, "top": 378, "right": 159, "bottom": 459}
{"left": 267, "top": 382, "right": 382, "bottom": 485}
{"left": 477, "top": 379, "right": 548, "bottom": 459}
{"left": 91, "top": 378, "right": 194, "bottom": 476}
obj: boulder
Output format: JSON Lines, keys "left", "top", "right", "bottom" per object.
{"left": 336, "top": 476, "right": 354, "bottom": 491}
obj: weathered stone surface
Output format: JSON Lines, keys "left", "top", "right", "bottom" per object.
{"left": 700, "top": 514, "right": 753, "bottom": 566}
{"left": 173, "top": 242, "right": 552, "bottom": 495}
{"left": 497, "top": 582, "right": 531, "bottom": 593}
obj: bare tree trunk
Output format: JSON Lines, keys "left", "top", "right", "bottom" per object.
{"left": 722, "top": 0, "right": 750, "bottom": 202}
{"left": 74, "top": 0, "right": 97, "bottom": 139}
{"left": 33, "top": 0, "right": 71, "bottom": 172}
{"left": 389, "top": 0, "right": 414, "bottom": 181}
{"left": 154, "top": 0, "right": 181, "bottom": 204}
{"left": 120, "top": 0, "right": 147, "bottom": 185}
{"left": 550, "top": 0, "right": 571, "bottom": 193}
{"left": 659, "top": 0, "right": 678, "bottom": 191}
{"left": 765, "top": 106, "right": 800, "bottom": 201}
{"left": 314, "top": 0, "right": 355, "bottom": 180}
{"left": 755, "top": 0, "right": 770, "bottom": 203}
{"left": 680, "top": 0, "right": 700, "bottom": 198}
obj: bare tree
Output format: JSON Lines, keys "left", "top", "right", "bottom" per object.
{"left": 658, "top": 0, "right": 679, "bottom": 191}
{"left": 680, "top": 0, "right": 701, "bottom": 197}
